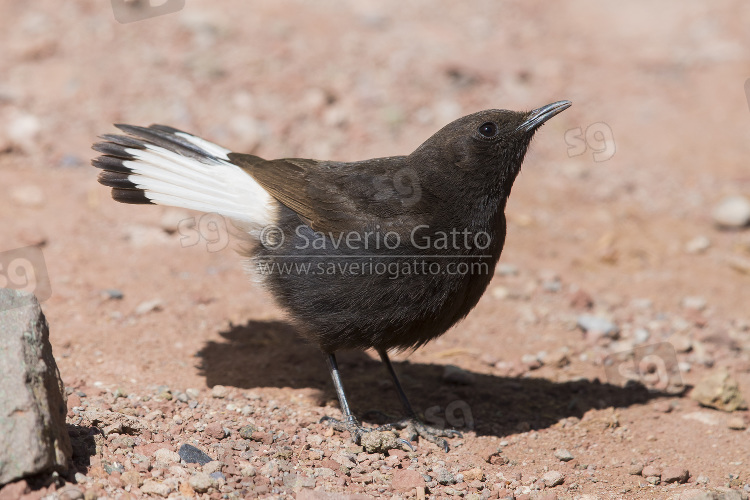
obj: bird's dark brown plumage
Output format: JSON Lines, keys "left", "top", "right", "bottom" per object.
{"left": 91, "top": 101, "right": 571, "bottom": 450}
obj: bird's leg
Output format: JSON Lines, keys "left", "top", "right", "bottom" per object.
{"left": 319, "top": 353, "right": 370, "bottom": 444}
{"left": 377, "top": 348, "right": 462, "bottom": 452}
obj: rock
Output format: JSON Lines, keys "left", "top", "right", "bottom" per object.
{"left": 681, "top": 296, "right": 707, "bottom": 311}
{"left": 577, "top": 315, "right": 619, "bottom": 339}
{"left": 727, "top": 416, "right": 747, "bottom": 430}
{"left": 442, "top": 365, "right": 476, "bottom": 385}
{"left": 57, "top": 486, "right": 84, "bottom": 500}
{"left": 82, "top": 409, "right": 144, "bottom": 435}
{"left": 521, "top": 354, "right": 542, "bottom": 370}
{"left": 495, "top": 263, "right": 518, "bottom": 276}
{"left": 6, "top": 112, "right": 41, "bottom": 153}
{"left": 10, "top": 184, "right": 45, "bottom": 208}
{"left": 140, "top": 479, "right": 171, "bottom": 497}
{"left": 690, "top": 369, "right": 748, "bottom": 412}
{"left": 670, "top": 334, "right": 693, "bottom": 353}
{"left": 685, "top": 236, "right": 711, "bottom": 254}
{"left": 726, "top": 255, "right": 750, "bottom": 275}
{"left": 332, "top": 453, "right": 357, "bottom": 469}
{"left": 134, "top": 299, "right": 163, "bottom": 315}
{"left": 121, "top": 470, "right": 142, "bottom": 487}
{"left": 392, "top": 469, "right": 426, "bottom": 491}
{"left": 628, "top": 463, "right": 644, "bottom": 475}
{"left": 712, "top": 195, "right": 750, "bottom": 229}
{"left": 461, "top": 467, "right": 484, "bottom": 482}
{"left": 202, "top": 461, "right": 223, "bottom": 474}
{"left": 100, "top": 289, "right": 124, "bottom": 300}
{"left": 283, "top": 473, "right": 316, "bottom": 489}
{"left": 433, "top": 467, "right": 456, "bottom": 485}
{"left": 544, "top": 350, "right": 570, "bottom": 368}
{"left": 360, "top": 430, "right": 399, "bottom": 453}
{"left": 633, "top": 328, "right": 651, "bottom": 344}
{"left": 240, "top": 465, "right": 256, "bottom": 477}
{"left": 211, "top": 385, "right": 230, "bottom": 399}
{"left": 238, "top": 424, "right": 257, "bottom": 439}
{"left": 154, "top": 448, "right": 180, "bottom": 464}
{"left": 641, "top": 465, "right": 661, "bottom": 477}
{"left": 554, "top": 449, "right": 574, "bottom": 462}
{"left": 662, "top": 467, "right": 689, "bottom": 484}
{"left": 178, "top": 443, "right": 212, "bottom": 465}
{"left": 0, "top": 290, "right": 71, "bottom": 485}
{"left": 189, "top": 472, "right": 214, "bottom": 493}
{"left": 204, "top": 422, "right": 226, "bottom": 440}
{"left": 542, "top": 470, "right": 565, "bottom": 487}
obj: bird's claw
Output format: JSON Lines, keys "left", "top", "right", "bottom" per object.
{"left": 391, "top": 418, "right": 462, "bottom": 452}
{"left": 319, "top": 415, "right": 414, "bottom": 451}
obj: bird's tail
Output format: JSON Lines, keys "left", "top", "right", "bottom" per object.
{"left": 91, "top": 124, "right": 276, "bottom": 228}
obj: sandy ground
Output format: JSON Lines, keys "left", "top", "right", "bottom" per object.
{"left": 2, "top": 1, "right": 750, "bottom": 499}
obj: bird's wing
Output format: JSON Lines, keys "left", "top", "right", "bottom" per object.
{"left": 228, "top": 153, "right": 434, "bottom": 237}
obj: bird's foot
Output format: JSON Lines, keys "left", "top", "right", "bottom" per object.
{"left": 362, "top": 411, "right": 462, "bottom": 452}
{"left": 319, "top": 415, "right": 413, "bottom": 451}
{"left": 390, "top": 417, "right": 462, "bottom": 452}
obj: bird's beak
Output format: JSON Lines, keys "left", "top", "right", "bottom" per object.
{"left": 518, "top": 100, "right": 572, "bottom": 132}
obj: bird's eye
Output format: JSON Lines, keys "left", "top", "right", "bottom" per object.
{"left": 478, "top": 122, "right": 498, "bottom": 138}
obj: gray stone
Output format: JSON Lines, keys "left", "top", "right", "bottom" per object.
{"left": 0, "top": 290, "right": 71, "bottom": 485}
{"left": 433, "top": 466, "right": 456, "bottom": 485}
{"left": 577, "top": 314, "right": 619, "bottom": 338}
{"left": 554, "top": 448, "right": 574, "bottom": 462}
{"left": 712, "top": 195, "right": 750, "bottom": 229}
{"left": 178, "top": 443, "right": 212, "bottom": 465}
{"left": 442, "top": 365, "right": 476, "bottom": 385}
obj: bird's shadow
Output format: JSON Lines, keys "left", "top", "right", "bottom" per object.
{"left": 196, "top": 320, "right": 669, "bottom": 437}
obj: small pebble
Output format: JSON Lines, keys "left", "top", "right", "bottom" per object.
{"left": 542, "top": 470, "right": 565, "bottom": 487}
{"left": 661, "top": 467, "right": 689, "bottom": 484}
{"left": 577, "top": 315, "right": 619, "bottom": 339}
{"left": 178, "top": 443, "right": 212, "bottom": 465}
{"left": 685, "top": 236, "right": 711, "bottom": 254}
{"left": 681, "top": 296, "right": 707, "bottom": 311}
{"left": 642, "top": 465, "right": 661, "bottom": 477}
{"left": 433, "top": 467, "right": 456, "bottom": 485}
{"left": 154, "top": 448, "right": 180, "bottom": 464}
{"left": 554, "top": 449, "right": 574, "bottom": 462}
{"left": 134, "top": 299, "right": 163, "bottom": 315}
{"left": 211, "top": 385, "right": 230, "bottom": 399}
{"left": 100, "top": 289, "right": 124, "bottom": 300}
{"left": 712, "top": 195, "right": 750, "bottom": 229}
{"left": 189, "top": 472, "right": 213, "bottom": 493}
{"left": 727, "top": 416, "right": 747, "bottom": 430}
{"left": 442, "top": 365, "right": 476, "bottom": 385}
{"left": 204, "top": 422, "right": 227, "bottom": 440}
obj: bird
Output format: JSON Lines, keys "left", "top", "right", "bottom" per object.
{"left": 92, "top": 100, "right": 571, "bottom": 451}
